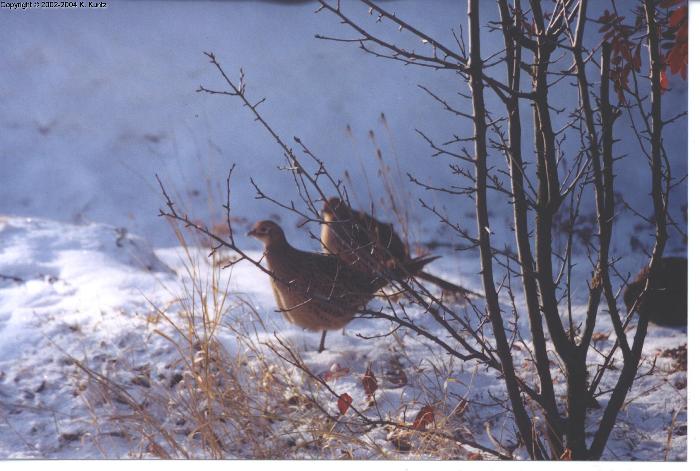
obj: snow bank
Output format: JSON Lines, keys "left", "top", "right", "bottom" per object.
{"left": 0, "top": 217, "right": 687, "bottom": 459}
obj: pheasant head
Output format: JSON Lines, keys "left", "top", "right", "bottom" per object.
{"left": 247, "top": 220, "right": 287, "bottom": 248}
{"left": 321, "top": 197, "right": 351, "bottom": 222}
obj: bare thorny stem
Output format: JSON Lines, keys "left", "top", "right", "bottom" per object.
{"left": 157, "top": 0, "right": 680, "bottom": 461}
{"left": 159, "top": 52, "right": 546, "bottom": 458}
{"left": 312, "top": 0, "right": 677, "bottom": 460}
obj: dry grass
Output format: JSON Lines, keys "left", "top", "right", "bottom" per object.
{"left": 61, "top": 135, "right": 499, "bottom": 459}
{"left": 73, "top": 225, "right": 296, "bottom": 457}
{"left": 68, "top": 222, "right": 494, "bottom": 459}
{"left": 30, "top": 148, "right": 518, "bottom": 459}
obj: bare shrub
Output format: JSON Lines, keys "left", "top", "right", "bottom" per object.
{"left": 155, "top": 0, "right": 686, "bottom": 460}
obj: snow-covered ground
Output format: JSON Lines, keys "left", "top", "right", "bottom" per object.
{"left": 0, "top": 0, "right": 688, "bottom": 461}
{"left": 0, "top": 216, "right": 687, "bottom": 459}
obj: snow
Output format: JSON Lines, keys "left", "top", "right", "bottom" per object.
{"left": 0, "top": 217, "right": 175, "bottom": 457}
{"left": 0, "top": 0, "right": 688, "bottom": 462}
{"left": 0, "top": 216, "right": 687, "bottom": 459}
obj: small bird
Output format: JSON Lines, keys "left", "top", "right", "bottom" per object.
{"left": 320, "top": 197, "right": 477, "bottom": 296}
{"left": 623, "top": 257, "right": 687, "bottom": 327}
{"left": 248, "top": 220, "right": 388, "bottom": 352}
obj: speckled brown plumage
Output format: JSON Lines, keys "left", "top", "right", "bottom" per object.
{"left": 320, "top": 197, "right": 411, "bottom": 272}
{"left": 623, "top": 257, "right": 687, "bottom": 327}
{"left": 320, "top": 197, "right": 474, "bottom": 295}
{"left": 248, "top": 220, "right": 387, "bottom": 351}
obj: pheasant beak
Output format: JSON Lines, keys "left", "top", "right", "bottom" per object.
{"left": 247, "top": 228, "right": 257, "bottom": 237}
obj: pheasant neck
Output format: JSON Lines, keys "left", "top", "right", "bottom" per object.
{"left": 264, "top": 239, "right": 292, "bottom": 261}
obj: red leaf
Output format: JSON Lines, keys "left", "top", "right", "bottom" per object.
{"left": 633, "top": 43, "right": 642, "bottom": 71}
{"left": 669, "top": 6, "right": 687, "bottom": 29}
{"left": 361, "top": 365, "right": 378, "bottom": 398}
{"left": 616, "top": 85, "right": 626, "bottom": 104}
{"left": 660, "top": 68, "right": 670, "bottom": 91}
{"left": 620, "top": 46, "right": 633, "bottom": 63}
{"left": 412, "top": 405, "right": 435, "bottom": 430}
{"left": 660, "top": 0, "right": 684, "bottom": 8}
{"left": 666, "top": 26, "right": 688, "bottom": 79}
{"left": 668, "top": 48, "right": 683, "bottom": 74}
{"left": 337, "top": 393, "right": 353, "bottom": 415}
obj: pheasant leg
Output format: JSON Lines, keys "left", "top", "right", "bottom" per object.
{"left": 318, "top": 330, "right": 327, "bottom": 353}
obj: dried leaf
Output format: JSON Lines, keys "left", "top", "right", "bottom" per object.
{"left": 361, "top": 365, "right": 378, "bottom": 398}
{"left": 660, "top": 69, "right": 670, "bottom": 91}
{"left": 387, "top": 429, "right": 412, "bottom": 452}
{"left": 669, "top": 6, "right": 687, "bottom": 29}
{"left": 560, "top": 448, "right": 573, "bottom": 460}
{"left": 412, "top": 405, "right": 435, "bottom": 430}
{"left": 660, "top": 0, "right": 684, "bottom": 8}
{"left": 454, "top": 398, "right": 469, "bottom": 416}
{"left": 386, "top": 358, "right": 408, "bottom": 388}
{"left": 668, "top": 41, "right": 688, "bottom": 75}
{"left": 338, "top": 393, "right": 353, "bottom": 415}
{"left": 634, "top": 43, "right": 642, "bottom": 71}
{"left": 322, "top": 363, "right": 350, "bottom": 381}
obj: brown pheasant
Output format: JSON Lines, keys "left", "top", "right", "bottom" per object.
{"left": 320, "top": 197, "right": 479, "bottom": 296}
{"left": 248, "top": 220, "right": 388, "bottom": 352}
